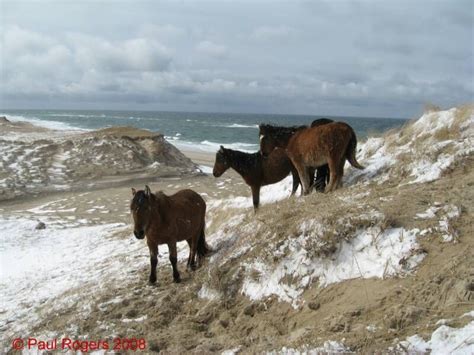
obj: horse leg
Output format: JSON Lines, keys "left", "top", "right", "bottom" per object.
{"left": 189, "top": 236, "right": 198, "bottom": 271}
{"left": 251, "top": 185, "right": 261, "bottom": 211}
{"left": 307, "top": 167, "right": 316, "bottom": 189}
{"left": 325, "top": 158, "right": 338, "bottom": 193}
{"left": 314, "top": 165, "right": 329, "bottom": 192}
{"left": 186, "top": 239, "right": 192, "bottom": 270}
{"left": 168, "top": 242, "right": 181, "bottom": 283}
{"left": 336, "top": 159, "right": 345, "bottom": 189}
{"left": 294, "top": 162, "right": 311, "bottom": 195}
{"left": 147, "top": 242, "right": 158, "bottom": 284}
{"left": 290, "top": 169, "right": 300, "bottom": 195}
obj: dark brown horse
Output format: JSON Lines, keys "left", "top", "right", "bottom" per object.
{"left": 259, "top": 122, "right": 364, "bottom": 194}
{"left": 130, "top": 185, "right": 210, "bottom": 284}
{"left": 213, "top": 146, "right": 300, "bottom": 210}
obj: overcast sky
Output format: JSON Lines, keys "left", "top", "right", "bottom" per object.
{"left": 1, "top": 0, "right": 473, "bottom": 118}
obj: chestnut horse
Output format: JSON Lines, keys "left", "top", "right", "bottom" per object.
{"left": 130, "top": 185, "right": 210, "bottom": 284}
{"left": 255, "top": 118, "right": 333, "bottom": 192}
{"left": 309, "top": 118, "right": 333, "bottom": 191}
{"left": 259, "top": 122, "right": 364, "bottom": 194}
{"left": 213, "top": 146, "right": 300, "bottom": 210}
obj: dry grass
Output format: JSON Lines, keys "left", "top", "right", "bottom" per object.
{"left": 423, "top": 102, "right": 443, "bottom": 113}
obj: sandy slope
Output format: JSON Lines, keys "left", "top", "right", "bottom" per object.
{"left": 0, "top": 107, "right": 473, "bottom": 354}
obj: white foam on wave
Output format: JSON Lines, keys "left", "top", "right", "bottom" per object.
{"left": 171, "top": 139, "right": 259, "bottom": 153}
{"left": 225, "top": 123, "right": 259, "bottom": 129}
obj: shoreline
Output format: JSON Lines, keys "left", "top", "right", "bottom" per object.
{"left": 179, "top": 147, "right": 216, "bottom": 167}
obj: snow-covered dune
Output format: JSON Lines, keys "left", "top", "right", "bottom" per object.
{"left": 0, "top": 122, "right": 199, "bottom": 200}
{"left": 0, "top": 107, "right": 472, "bottom": 353}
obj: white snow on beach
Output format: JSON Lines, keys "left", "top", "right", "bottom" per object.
{"left": 0, "top": 217, "right": 130, "bottom": 335}
{"left": 0, "top": 211, "right": 191, "bottom": 343}
{"left": 270, "top": 341, "right": 350, "bottom": 354}
{"left": 207, "top": 175, "right": 297, "bottom": 210}
{"left": 394, "top": 320, "right": 474, "bottom": 354}
{"left": 241, "top": 226, "right": 422, "bottom": 308}
{"left": 346, "top": 107, "right": 473, "bottom": 185}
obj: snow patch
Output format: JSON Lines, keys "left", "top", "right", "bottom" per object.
{"left": 346, "top": 108, "right": 473, "bottom": 186}
{"left": 199, "top": 165, "right": 214, "bottom": 174}
{"left": 198, "top": 285, "right": 221, "bottom": 301}
{"left": 271, "top": 340, "right": 350, "bottom": 354}
{"left": 395, "top": 320, "right": 474, "bottom": 354}
{"left": 416, "top": 204, "right": 460, "bottom": 242}
{"left": 209, "top": 176, "right": 296, "bottom": 210}
{"left": 242, "top": 226, "right": 423, "bottom": 308}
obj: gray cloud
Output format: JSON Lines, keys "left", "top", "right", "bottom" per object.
{"left": 196, "top": 41, "right": 228, "bottom": 59}
{"left": 1, "top": 0, "right": 472, "bottom": 117}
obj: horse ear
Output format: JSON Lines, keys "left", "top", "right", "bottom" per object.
{"left": 144, "top": 185, "right": 151, "bottom": 197}
{"left": 219, "top": 145, "right": 224, "bottom": 153}
{"left": 131, "top": 187, "right": 137, "bottom": 196}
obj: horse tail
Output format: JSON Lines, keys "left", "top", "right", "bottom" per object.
{"left": 346, "top": 129, "right": 365, "bottom": 170}
{"left": 197, "top": 227, "right": 212, "bottom": 257}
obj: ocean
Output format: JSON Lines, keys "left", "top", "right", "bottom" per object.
{"left": 0, "top": 110, "right": 407, "bottom": 152}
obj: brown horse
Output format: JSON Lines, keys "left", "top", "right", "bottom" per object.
{"left": 309, "top": 118, "right": 333, "bottom": 191}
{"left": 259, "top": 122, "right": 364, "bottom": 194}
{"left": 255, "top": 118, "right": 333, "bottom": 192}
{"left": 213, "top": 146, "right": 300, "bottom": 210}
{"left": 130, "top": 185, "right": 210, "bottom": 284}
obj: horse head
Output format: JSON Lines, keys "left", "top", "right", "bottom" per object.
{"left": 213, "top": 146, "right": 230, "bottom": 177}
{"left": 259, "top": 124, "right": 278, "bottom": 157}
{"left": 259, "top": 124, "right": 306, "bottom": 157}
{"left": 130, "top": 185, "right": 153, "bottom": 239}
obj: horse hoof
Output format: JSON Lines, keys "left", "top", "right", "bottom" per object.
{"left": 174, "top": 276, "right": 181, "bottom": 283}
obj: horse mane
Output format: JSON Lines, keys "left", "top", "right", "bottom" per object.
{"left": 154, "top": 191, "right": 170, "bottom": 209}
{"left": 259, "top": 123, "right": 306, "bottom": 139}
{"left": 221, "top": 147, "right": 261, "bottom": 174}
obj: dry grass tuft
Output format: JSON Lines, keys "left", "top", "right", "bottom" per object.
{"left": 423, "top": 102, "right": 442, "bottom": 113}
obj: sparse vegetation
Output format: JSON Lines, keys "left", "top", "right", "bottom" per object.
{"left": 2, "top": 107, "right": 473, "bottom": 353}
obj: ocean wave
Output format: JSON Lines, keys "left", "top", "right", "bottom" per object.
{"left": 171, "top": 139, "right": 259, "bottom": 153}
{"left": 45, "top": 113, "right": 106, "bottom": 118}
{"left": 2, "top": 114, "right": 89, "bottom": 132}
{"left": 164, "top": 133, "right": 182, "bottom": 141}
{"left": 225, "top": 123, "right": 259, "bottom": 129}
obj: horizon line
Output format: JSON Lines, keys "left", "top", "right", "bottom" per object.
{"left": 0, "top": 107, "right": 409, "bottom": 121}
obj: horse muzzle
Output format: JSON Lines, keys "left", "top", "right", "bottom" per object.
{"left": 134, "top": 230, "right": 145, "bottom": 239}
{"left": 213, "top": 169, "right": 222, "bottom": 177}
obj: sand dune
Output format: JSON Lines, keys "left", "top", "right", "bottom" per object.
{"left": 0, "top": 107, "right": 473, "bottom": 353}
{"left": 0, "top": 122, "right": 200, "bottom": 201}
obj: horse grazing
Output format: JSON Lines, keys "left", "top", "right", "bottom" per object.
{"left": 213, "top": 146, "right": 300, "bottom": 210}
{"left": 259, "top": 122, "right": 364, "bottom": 194}
{"left": 130, "top": 185, "right": 210, "bottom": 284}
